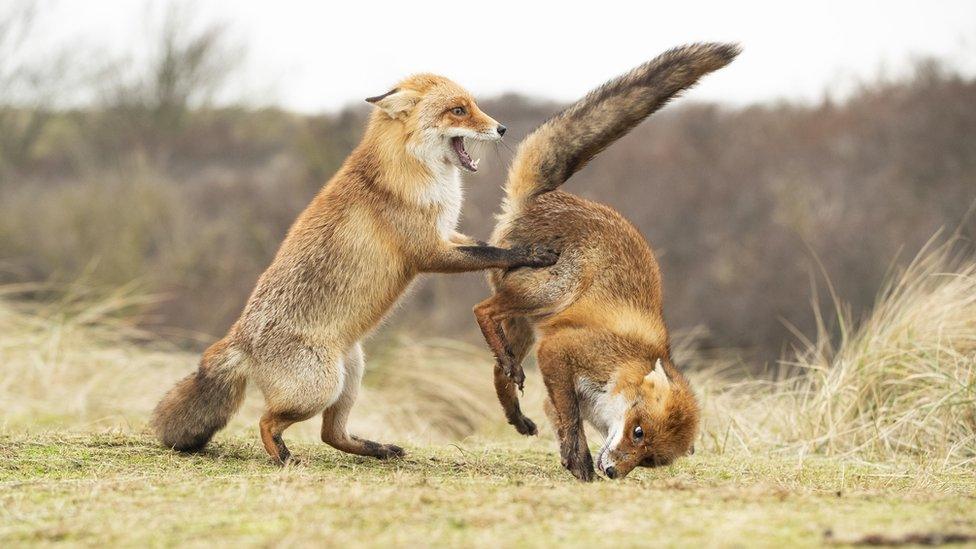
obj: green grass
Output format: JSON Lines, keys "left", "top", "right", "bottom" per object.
{"left": 2, "top": 238, "right": 975, "bottom": 547}
{"left": 2, "top": 433, "right": 974, "bottom": 547}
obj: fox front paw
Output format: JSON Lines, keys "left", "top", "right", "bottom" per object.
{"left": 512, "top": 244, "right": 559, "bottom": 268}
{"left": 561, "top": 450, "right": 595, "bottom": 482}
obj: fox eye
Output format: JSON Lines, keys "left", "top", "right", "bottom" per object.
{"left": 632, "top": 425, "right": 644, "bottom": 441}
{"left": 451, "top": 106, "right": 467, "bottom": 116}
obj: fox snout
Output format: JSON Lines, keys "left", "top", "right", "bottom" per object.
{"left": 599, "top": 452, "right": 637, "bottom": 480}
{"left": 483, "top": 123, "right": 505, "bottom": 141}
{"left": 474, "top": 119, "right": 505, "bottom": 141}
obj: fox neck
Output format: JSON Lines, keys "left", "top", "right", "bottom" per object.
{"left": 364, "top": 117, "right": 464, "bottom": 239}
{"left": 577, "top": 375, "right": 630, "bottom": 438}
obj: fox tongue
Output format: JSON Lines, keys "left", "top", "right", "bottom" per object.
{"left": 450, "top": 136, "right": 477, "bottom": 171}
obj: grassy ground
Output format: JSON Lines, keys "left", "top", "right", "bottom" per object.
{"left": 1, "top": 239, "right": 974, "bottom": 547}
{"left": 2, "top": 433, "right": 974, "bottom": 547}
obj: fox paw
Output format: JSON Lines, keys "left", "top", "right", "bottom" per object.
{"left": 565, "top": 460, "right": 595, "bottom": 482}
{"left": 501, "top": 359, "right": 526, "bottom": 391}
{"left": 514, "top": 244, "right": 559, "bottom": 268}
{"left": 509, "top": 414, "right": 537, "bottom": 436}
{"left": 277, "top": 454, "right": 301, "bottom": 467}
{"left": 374, "top": 444, "right": 405, "bottom": 460}
{"left": 561, "top": 451, "right": 595, "bottom": 482}
{"left": 354, "top": 436, "right": 406, "bottom": 460}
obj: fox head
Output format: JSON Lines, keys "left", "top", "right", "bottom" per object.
{"left": 365, "top": 74, "right": 505, "bottom": 173}
{"left": 597, "top": 358, "right": 699, "bottom": 480}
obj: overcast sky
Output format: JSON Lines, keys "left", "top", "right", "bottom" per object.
{"left": 28, "top": 0, "right": 976, "bottom": 112}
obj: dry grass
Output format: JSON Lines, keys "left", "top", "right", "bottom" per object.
{"left": 1, "top": 234, "right": 975, "bottom": 545}
{"left": 3, "top": 433, "right": 974, "bottom": 548}
{"left": 697, "top": 235, "right": 976, "bottom": 466}
{"left": 0, "top": 284, "right": 505, "bottom": 445}
{"left": 2, "top": 234, "right": 975, "bottom": 461}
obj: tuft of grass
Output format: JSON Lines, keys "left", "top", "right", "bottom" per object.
{"left": 0, "top": 284, "right": 508, "bottom": 444}
{"left": 698, "top": 234, "right": 976, "bottom": 465}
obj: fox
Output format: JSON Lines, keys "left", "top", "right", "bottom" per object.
{"left": 473, "top": 43, "right": 740, "bottom": 481}
{"left": 151, "top": 73, "right": 558, "bottom": 465}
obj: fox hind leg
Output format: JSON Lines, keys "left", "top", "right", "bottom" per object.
{"left": 260, "top": 410, "right": 305, "bottom": 465}
{"left": 253, "top": 337, "right": 343, "bottom": 466}
{"left": 321, "top": 342, "right": 405, "bottom": 460}
{"left": 480, "top": 252, "right": 581, "bottom": 388}
{"left": 493, "top": 317, "right": 538, "bottom": 435}
{"left": 474, "top": 297, "right": 526, "bottom": 390}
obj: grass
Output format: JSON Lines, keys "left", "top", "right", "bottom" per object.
{"left": 701, "top": 234, "right": 976, "bottom": 464}
{"left": 1, "top": 234, "right": 975, "bottom": 546}
{"left": 2, "top": 434, "right": 974, "bottom": 547}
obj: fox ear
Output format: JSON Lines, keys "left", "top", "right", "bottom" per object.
{"left": 644, "top": 359, "right": 670, "bottom": 389}
{"left": 365, "top": 88, "right": 420, "bottom": 119}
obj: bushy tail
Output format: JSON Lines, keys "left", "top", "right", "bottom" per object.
{"left": 504, "top": 42, "right": 740, "bottom": 208}
{"left": 150, "top": 338, "right": 248, "bottom": 452}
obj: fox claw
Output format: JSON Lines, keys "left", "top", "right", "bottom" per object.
{"left": 501, "top": 359, "right": 525, "bottom": 391}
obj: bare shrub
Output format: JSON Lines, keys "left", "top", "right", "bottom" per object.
{"left": 0, "top": 1, "right": 76, "bottom": 174}
{"left": 87, "top": 4, "right": 241, "bottom": 166}
{"left": 2, "top": 15, "right": 974, "bottom": 360}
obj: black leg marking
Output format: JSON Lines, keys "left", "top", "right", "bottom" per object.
{"left": 273, "top": 434, "right": 294, "bottom": 465}
{"left": 457, "top": 245, "right": 515, "bottom": 262}
{"left": 352, "top": 436, "right": 405, "bottom": 459}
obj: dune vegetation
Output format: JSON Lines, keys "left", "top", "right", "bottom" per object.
{"left": 1, "top": 235, "right": 974, "bottom": 546}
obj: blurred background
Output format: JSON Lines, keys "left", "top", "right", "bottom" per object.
{"left": 2, "top": 0, "right": 975, "bottom": 365}
{"left": 2, "top": 6, "right": 974, "bottom": 545}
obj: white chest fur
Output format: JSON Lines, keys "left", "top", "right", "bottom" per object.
{"left": 416, "top": 165, "right": 464, "bottom": 240}
{"left": 576, "top": 377, "right": 628, "bottom": 438}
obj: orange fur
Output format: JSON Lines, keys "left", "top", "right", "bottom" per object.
{"left": 151, "top": 73, "right": 555, "bottom": 464}
{"left": 474, "top": 44, "right": 739, "bottom": 481}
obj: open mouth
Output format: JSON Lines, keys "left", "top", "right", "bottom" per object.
{"left": 450, "top": 136, "right": 479, "bottom": 172}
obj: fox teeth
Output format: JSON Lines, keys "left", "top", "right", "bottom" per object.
{"left": 472, "top": 158, "right": 480, "bottom": 169}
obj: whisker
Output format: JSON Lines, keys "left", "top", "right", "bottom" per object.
{"left": 492, "top": 142, "right": 504, "bottom": 166}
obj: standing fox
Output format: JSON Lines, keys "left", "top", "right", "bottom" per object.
{"left": 151, "top": 74, "right": 557, "bottom": 464}
{"left": 474, "top": 43, "right": 740, "bottom": 481}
